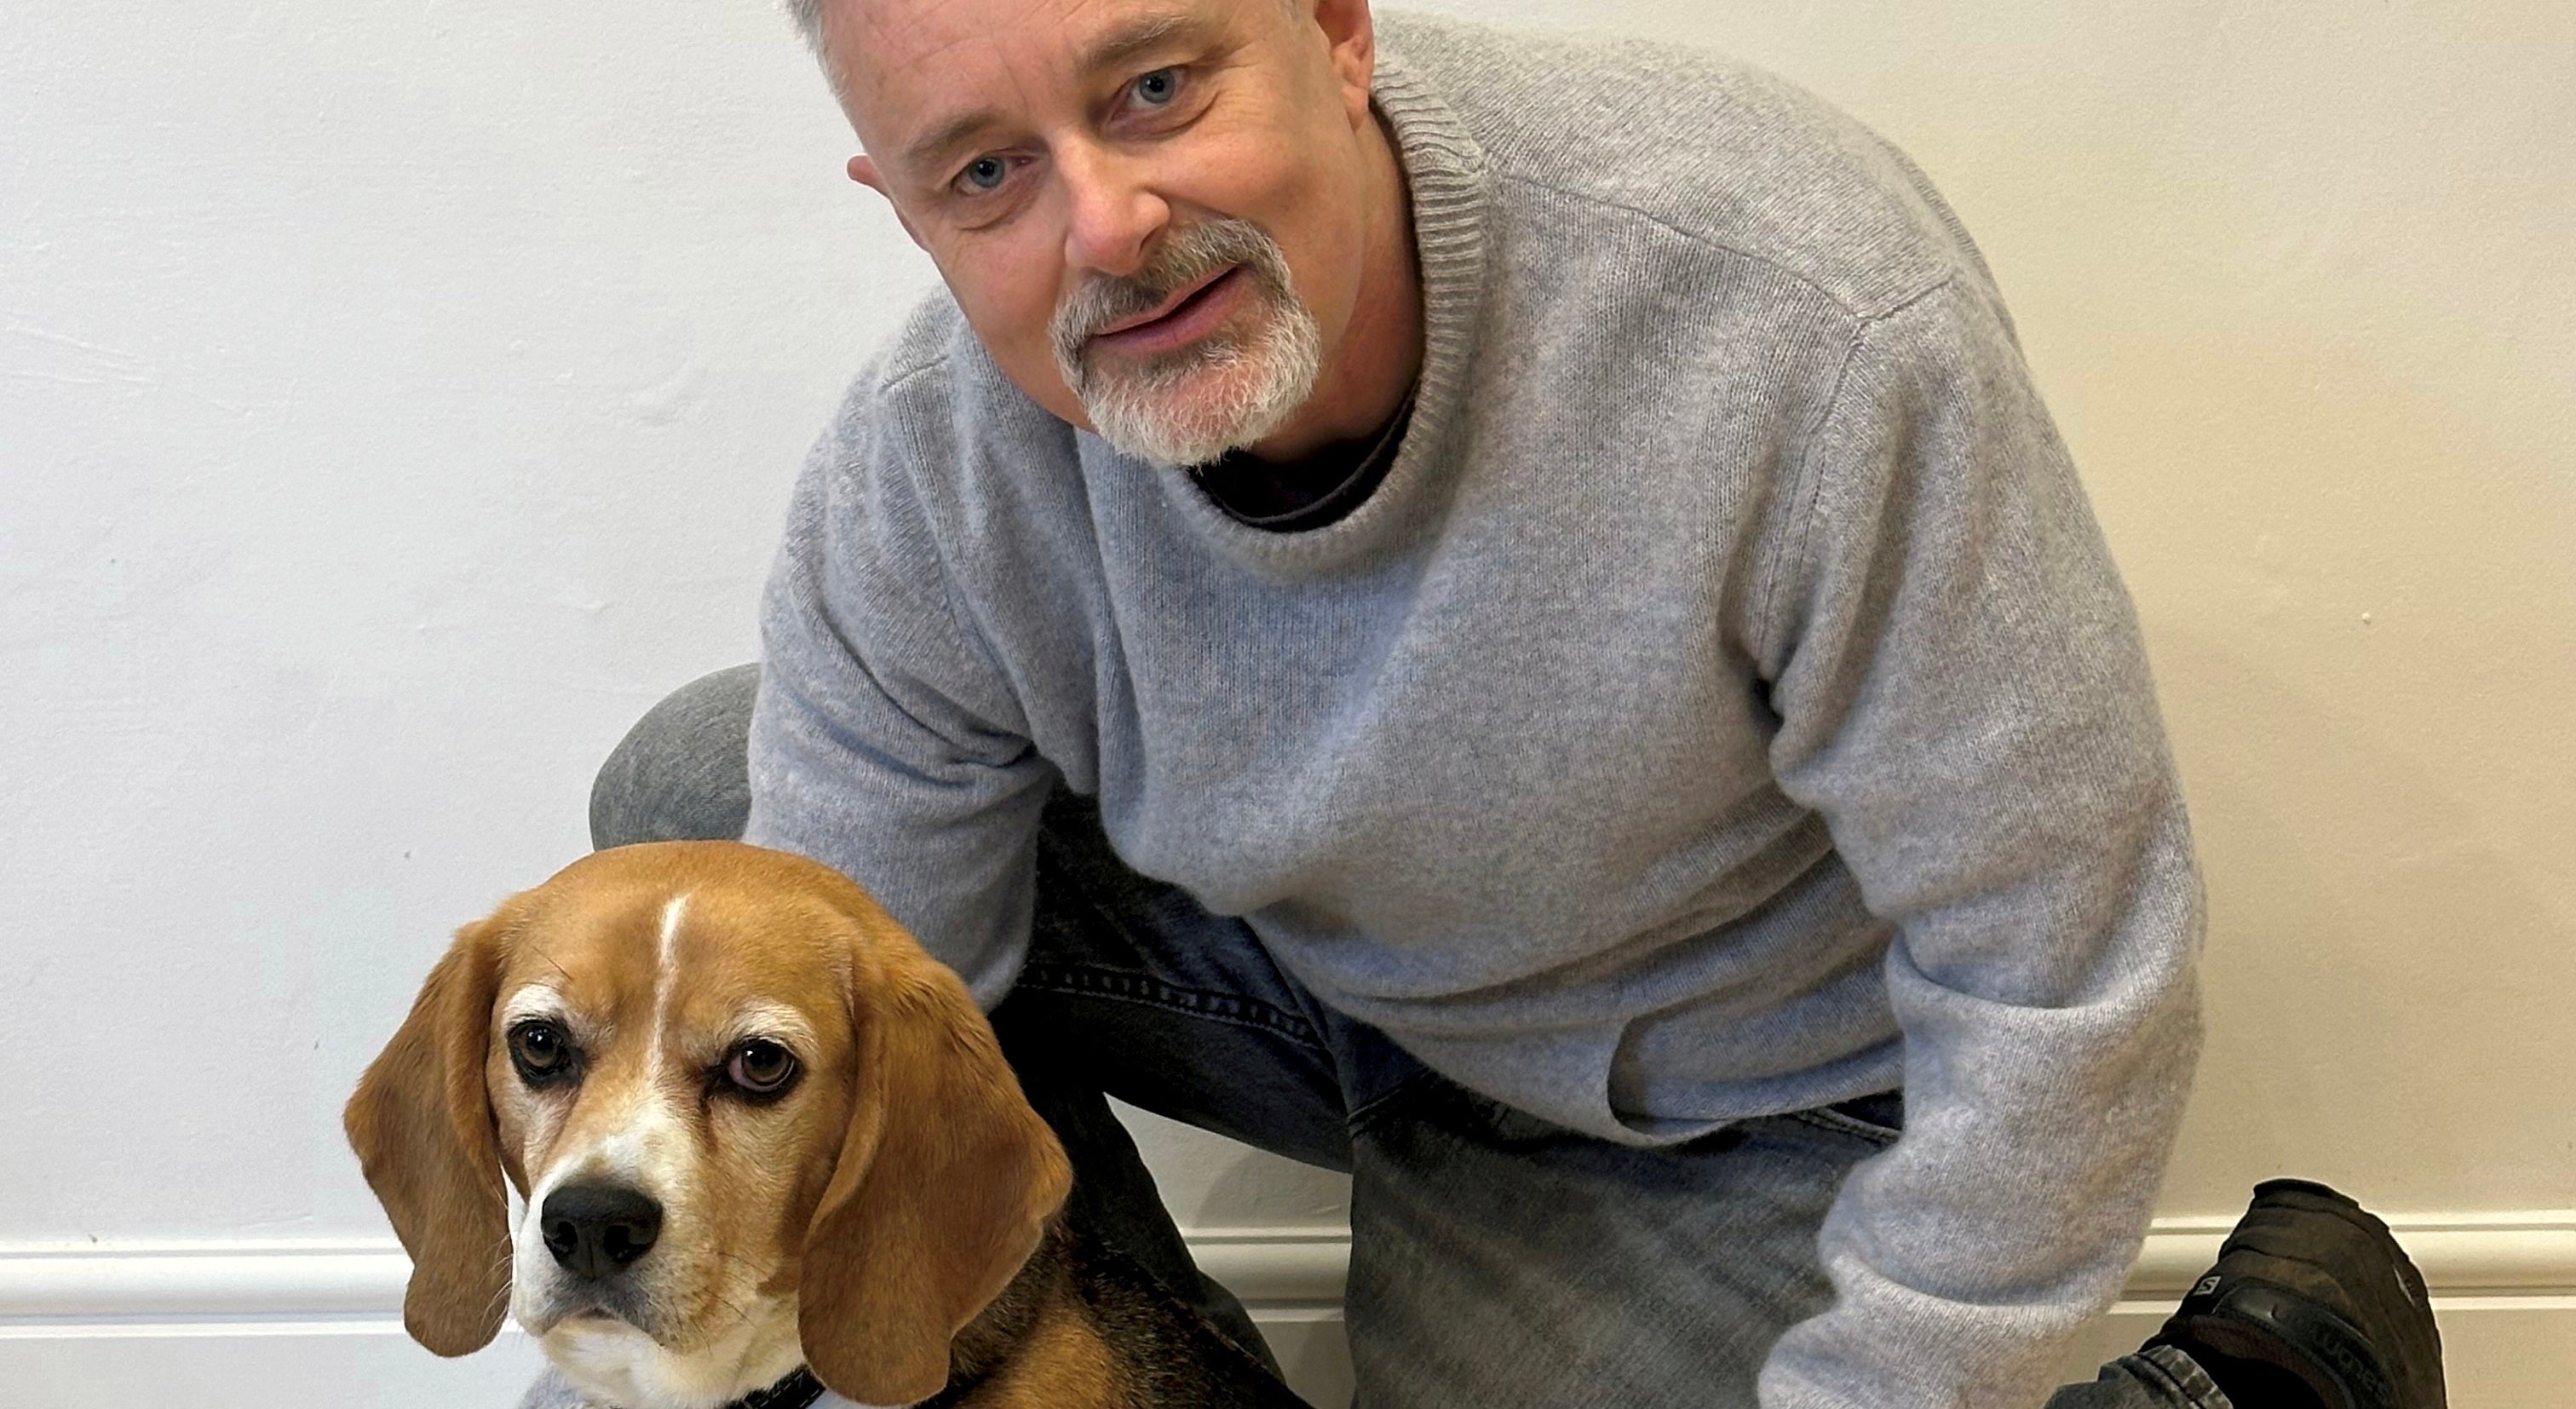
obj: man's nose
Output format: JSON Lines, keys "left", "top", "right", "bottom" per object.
{"left": 1058, "top": 143, "right": 1168, "bottom": 278}
{"left": 539, "top": 1182, "right": 663, "bottom": 1281}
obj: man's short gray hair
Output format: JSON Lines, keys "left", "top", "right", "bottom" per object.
{"left": 781, "top": 0, "right": 1310, "bottom": 69}
{"left": 782, "top": 0, "right": 827, "bottom": 56}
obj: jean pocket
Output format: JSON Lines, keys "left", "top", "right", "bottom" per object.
{"left": 1787, "top": 1090, "right": 1904, "bottom": 1147}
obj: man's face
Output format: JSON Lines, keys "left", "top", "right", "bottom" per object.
{"left": 826, "top": 0, "right": 1383, "bottom": 464}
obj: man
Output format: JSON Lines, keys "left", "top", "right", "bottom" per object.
{"left": 592, "top": 1, "right": 2447, "bottom": 1405}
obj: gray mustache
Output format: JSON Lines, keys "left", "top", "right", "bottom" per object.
{"left": 1049, "top": 219, "right": 1283, "bottom": 365}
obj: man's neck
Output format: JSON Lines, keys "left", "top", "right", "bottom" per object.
{"left": 1249, "top": 107, "right": 1423, "bottom": 463}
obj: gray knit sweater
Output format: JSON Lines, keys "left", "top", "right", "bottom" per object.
{"left": 746, "top": 14, "right": 2204, "bottom": 1407}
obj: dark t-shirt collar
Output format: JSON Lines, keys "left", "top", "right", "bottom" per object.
{"left": 1187, "top": 382, "right": 1419, "bottom": 533}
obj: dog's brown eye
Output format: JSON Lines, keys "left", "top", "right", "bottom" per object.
{"left": 724, "top": 1038, "right": 798, "bottom": 1096}
{"left": 509, "top": 1020, "right": 576, "bottom": 1084}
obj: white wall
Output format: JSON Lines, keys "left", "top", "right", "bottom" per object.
{"left": 3, "top": 1, "right": 2568, "bottom": 1405}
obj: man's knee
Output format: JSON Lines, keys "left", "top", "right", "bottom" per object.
{"left": 589, "top": 662, "right": 762, "bottom": 849}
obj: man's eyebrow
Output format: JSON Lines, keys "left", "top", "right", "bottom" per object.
{"left": 895, "top": 10, "right": 1210, "bottom": 176}
{"left": 903, "top": 108, "right": 1006, "bottom": 176}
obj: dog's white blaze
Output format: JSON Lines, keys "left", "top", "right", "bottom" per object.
{"left": 507, "top": 889, "right": 809, "bottom": 1407}
{"left": 511, "top": 897, "right": 702, "bottom": 1343}
{"left": 650, "top": 893, "right": 689, "bottom": 1085}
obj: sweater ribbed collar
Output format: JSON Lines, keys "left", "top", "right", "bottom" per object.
{"left": 1145, "top": 37, "right": 1491, "bottom": 578}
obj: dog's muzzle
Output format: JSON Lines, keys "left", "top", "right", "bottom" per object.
{"left": 520, "top": 1180, "right": 675, "bottom": 1337}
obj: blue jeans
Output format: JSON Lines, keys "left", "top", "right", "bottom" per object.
{"left": 592, "top": 666, "right": 2228, "bottom": 1409}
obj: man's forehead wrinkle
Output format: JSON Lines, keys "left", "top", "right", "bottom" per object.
{"left": 1078, "top": 10, "right": 1200, "bottom": 72}
{"left": 861, "top": 0, "right": 1215, "bottom": 175}
{"left": 840, "top": 0, "right": 975, "bottom": 135}
{"left": 865, "top": 21, "right": 1022, "bottom": 172}
{"left": 849, "top": 0, "right": 998, "bottom": 78}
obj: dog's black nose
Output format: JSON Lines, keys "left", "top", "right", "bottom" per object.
{"left": 540, "top": 1183, "right": 663, "bottom": 1280}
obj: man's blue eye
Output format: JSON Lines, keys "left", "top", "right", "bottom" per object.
{"left": 961, "top": 157, "right": 1007, "bottom": 192}
{"left": 1134, "top": 67, "right": 1180, "bottom": 106}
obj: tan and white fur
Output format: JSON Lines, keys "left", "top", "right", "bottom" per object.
{"left": 343, "top": 841, "right": 1073, "bottom": 1409}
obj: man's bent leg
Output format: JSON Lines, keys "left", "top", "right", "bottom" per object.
{"left": 1344, "top": 1083, "right": 2235, "bottom": 1409}
{"left": 1343, "top": 1084, "right": 1896, "bottom": 1409}
{"left": 985, "top": 791, "right": 1380, "bottom": 1372}
{"left": 590, "top": 663, "right": 761, "bottom": 848}
{"left": 1011, "top": 791, "right": 1371, "bottom": 1174}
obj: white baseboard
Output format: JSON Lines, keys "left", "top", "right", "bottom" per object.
{"left": 4, "top": 1218, "right": 2569, "bottom": 1407}
{"left": 9, "top": 1216, "right": 2567, "bottom": 1321}
{"left": 0, "top": 1229, "right": 1364, "bottom": 1409}
{"left": 0, "top": 1228, "right": 1356, "bottom": 1329}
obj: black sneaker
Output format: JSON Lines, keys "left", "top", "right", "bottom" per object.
{"left": 2148, "top": 1179, "right": 2446, "bottom": 1409}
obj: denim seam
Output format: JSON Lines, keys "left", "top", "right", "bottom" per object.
{"left": 1014, "top": 963, "right": 1330, "bottom": 1050}
{"left": 1785, "top": 1107, "right": 1901, "bottom": 1147}
{"left": 1343, "top": 1066, "right": 1449, "bottom": 1138}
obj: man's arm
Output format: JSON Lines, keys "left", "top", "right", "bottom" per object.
{"left": 744, "top": 379, "right": 1056, "bottom": 1009}
{"left": 1751, "top": 275, "right": 2205, "bottom": 1408}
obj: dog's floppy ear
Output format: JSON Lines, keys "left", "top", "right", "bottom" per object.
{"left": 343, "top": 906, "right": 519, "bottom": 1357}
{"left": 798, "top": 917, "right": 1072, "bottom": 1406}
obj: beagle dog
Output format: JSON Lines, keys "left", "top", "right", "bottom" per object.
{"left": 345, "top": 840, "right": 1306, "bottom": 1409}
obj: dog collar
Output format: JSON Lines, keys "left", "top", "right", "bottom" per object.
{"left": 727, "top": 1366, "right": 981, "bottom": 1409}
{"left": 729, "top": 1367, "right": 825, "bottom": 1409}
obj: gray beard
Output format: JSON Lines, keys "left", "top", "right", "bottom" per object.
{"left": 1049, "top": 221, "right": 1325, "bottom": 468}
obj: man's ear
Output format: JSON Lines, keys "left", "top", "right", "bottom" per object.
{"left": 342, "top": 905, "right": 520, "bottom": 1356}
{"left": 848, "top": 153, "right": 928, "bottom": 250}
{"left": 1309, "top": 0, "right": 1379, "bottom": 129}
{"left": 796, "top": 903, "right": 1072, "bottom": 1406}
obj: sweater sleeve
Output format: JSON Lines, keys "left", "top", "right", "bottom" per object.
{"left": 742, "top": 373, "right": 1058, "bottom": 1010}
{"left": 1751, "top": 277, "right": 2205, "bottom": 1409}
